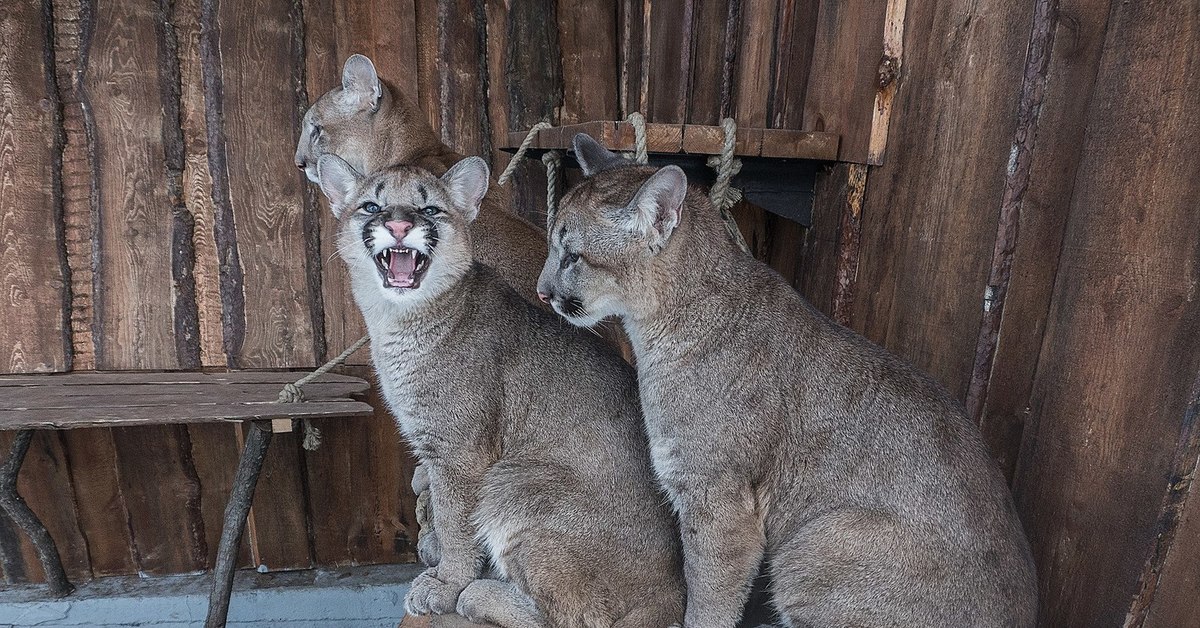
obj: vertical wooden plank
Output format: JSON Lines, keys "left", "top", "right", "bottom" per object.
{"left": 170, "top": 0, "right": 226, "bottom": 368}
{"left": 617, "top": 0, "right": 646, "bottom": 117}
{"left": 557, "top": 0, "right": 618, "bottom": 125}
{"left": 59, "top": 429, "right": 137, "bottom": 576}
{"left": 212, "top": 0, "right": 316, "bottom": 370}
{"left": 414, "top": 0, "right": 442, "bottom": 136}
{"left": 975, "top": 0, "right": 1112, "bottom": 480}
{"left": 730, "top": 0, "right": 777, "bottom": 128}
{"left": 642, "top": 0, "right": 693, "bottom": 123}
{"left": 849, "top": 0, "right": 1033, "bottom": 401}
{"left": 684, "top": 0, "right": 732, "bottom": 125}
{"left": 795, "top": 163, "right": 848, "bottom": 315}
{"left": 1009, "top": 1, "right": 1200, "bottom": 625}
{"left": 503, "top": 0, "right": 561, "bottom": 223}
{"left": 78, "top": 0, "right": 208, "bottom": 578}
{"left": 802, "top": 0, "right": 887, "bottom": 162}
{"left": 52, "top": 0, "right": 97, "bottom": 372}
{"left": 88, "top": 0, "right": 182, "bottom": 371}
{"left": 767, "top": 0, "right": 819, "bottom": 130}
{"left": 435, "top": 0, "right": 490, "bottom": 157}
{"left": 110, "top": 425, "right": 207, "bottom": 575}
{"left": 0, "top": 0, "right": 69, "bottom": 374}
{"left": 242, "top": 426, "right": 312, "bottom": 571}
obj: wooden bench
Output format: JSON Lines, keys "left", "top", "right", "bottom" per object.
{"left": 0, "top": 371, "right": 374, "bottom": 627}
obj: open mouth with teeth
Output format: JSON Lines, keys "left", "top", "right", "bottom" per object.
{"left": 376, "top": 246, "right": 430, "bottom": 290}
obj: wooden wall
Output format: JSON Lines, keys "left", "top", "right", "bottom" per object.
{"left": 1, "top": 1, "right": 1198, "bottom": 626}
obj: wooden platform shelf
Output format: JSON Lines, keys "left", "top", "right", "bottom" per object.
{"left": 504, "top": 121, "right": 840, "bottom": 162}
{"left": 0, "top": 370, "right": 374, "bottom": 628}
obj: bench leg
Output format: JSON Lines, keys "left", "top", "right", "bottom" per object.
{"left": 0, "top": 429, "right": 73, "bottom": 597}
{"left": 205, "top": 421, "right": 273, "bottom": 628}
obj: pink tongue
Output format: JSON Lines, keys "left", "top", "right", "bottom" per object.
{"left": 388, "top": 250, "right": 417, "bottom": 286}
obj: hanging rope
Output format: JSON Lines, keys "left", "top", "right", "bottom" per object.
{"left": 277, "top": 333, "right": 371, "bottom": 450}
{"left": 542, "top": 150, "right": 563, "bottom": 225}
{"left": 625, "top": 112, "right": 649, "bottom": 164}
{"left": 707, "top": 117, "right": 751, "bottom": 255}
{"left": 497, "top": 121, "right": 552, "bottom": 187}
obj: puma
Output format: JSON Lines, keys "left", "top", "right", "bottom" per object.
{"left": 537, "top": 134, "right": 1039, "bottom": 628}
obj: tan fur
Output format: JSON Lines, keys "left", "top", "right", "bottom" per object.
{"left": 538, "top": 135, "right": 1039, "bottom": 628}
{"left": 316, "top": 155, "right": 685, "bottom": 628}
{"left": 296, "top": 54, "right": 546, "bottom": 305}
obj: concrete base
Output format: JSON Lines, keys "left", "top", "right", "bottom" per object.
{"left": 0, "top": 563, "right": 424, "bottom": 627}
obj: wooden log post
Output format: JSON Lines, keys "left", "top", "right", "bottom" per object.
{"left": 0, "top": 430, "right": 73, "bottom": 596}
{"left": 205, "top": 421, "right": 273, "bottom": 627}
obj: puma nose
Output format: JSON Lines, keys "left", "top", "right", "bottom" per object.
{"left": 537, "top": 291, "right": 552, "bottom": 304}
{"left": 385, "top": 220, "right": 413, "bottom": 239}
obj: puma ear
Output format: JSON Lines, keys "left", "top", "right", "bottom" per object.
{"left": 572, "top": 133, "right": 626, "bottom": 177}
{"left": 441, "top": 156, "right": 490, "bottom": 223}
{"left": 340, "top": 54, "right": 382, "bottom": 112}
{"left": 619, "top": 166, "right": 687, "bottom": 251}
{"left": 316, "top": 154, "right": 363, "bottom": 215}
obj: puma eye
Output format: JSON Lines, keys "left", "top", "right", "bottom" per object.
{"left": 310, "top": 124, "right": 323, "bottom": 138}
{"left": 562, "top": 252, "right": 580, "bottom": 268}
{"left": 419, "top": 205, "right": 442, "bottom": 217}
{"left": 361, "top": 202, "right": 381, "bottom": 214}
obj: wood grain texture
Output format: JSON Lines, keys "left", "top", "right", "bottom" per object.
{"left": 213, "top": 0, "right": 316, "bottom": 369}
{"left": 87, "top": 0, "right": 179, "bottom": 371}
{"left": 976, "top": 0, "right": 1111, "bottom": 481}
{"left": 1009, "top": 2, "right": 1200, "bottom": 625}
{"left": 643, "top": 0, "right": 693, "bottom": 123}
{"left": 437, "top": 0, "right": 490, "bottom": 157}
{"left": 51, "top": 0, "right": 97, "bottom": 372}
{"left": 0, "top": 0, "right": 69, "bottom": 374}
{"left": 803, "top": 0, "right": 887, "bottom": 163}
{"left": 730, "top": 0, "right": 776, "bottom": 128}
{"left": 557, "top": 0, "right": 618, "bottom": 126}
{"left": 684, "top": 0, "right": 731, "bottom": 125}
{"left": 186, "top": 423, "right": 253, "bottom": 570}
{"left": 767, "top": 0, "right": 819, "bottom": 130}
{"left": 58, "top": 428, "right": 137, "bottom": 576}
{"left": 850, "top": 0, "right": 1033, "bottom": 402}
{"left": 617, "top": 0, "right": 646, "bottom": 117}
{"left": 795, "top": 163, "right": 850, "bottom": 316}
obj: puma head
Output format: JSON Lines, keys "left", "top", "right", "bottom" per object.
{"left": 316, "top": 154, "right": 489, "bottom": 310}
{"left": 537, "top": 134, "right": 689, "bottom": 327}
{"left": 296, "top": 54, "right": 440, "bottom": 184}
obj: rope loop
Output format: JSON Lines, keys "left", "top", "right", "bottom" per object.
{"left": 707, "top": 117, "right": 752, "bottom": 255}
{"left": 277, "top": 333, "right": 371, "bottom": 451}
{"left": 497, "top": 121, "right": 552, "bottom": 186}
{"left": 625, "top": 112, "right": 649, "bottom": 164}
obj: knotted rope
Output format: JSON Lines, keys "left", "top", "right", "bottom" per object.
{"left": 277, "top": 333, "right": 370, "bottom": 450}
{"left": 707, "top": 118, "right": 751, "bottom": 254}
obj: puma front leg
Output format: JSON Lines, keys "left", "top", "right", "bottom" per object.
{"left": 671, "top": 478, "right": 767, "bottom": 628}
{"left": 404, "top": 462, "right": 484, "bottom": 616}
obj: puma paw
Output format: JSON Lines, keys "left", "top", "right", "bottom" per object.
{"left": 404, "top": 568, "right": 467, "bottom": 616}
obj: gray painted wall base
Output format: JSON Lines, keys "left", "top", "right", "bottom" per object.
{"left": 0, "top": 563, "right": 424, "bottom": 627}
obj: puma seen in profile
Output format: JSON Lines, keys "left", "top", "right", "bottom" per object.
{"left": 537, "top": 134, "right": 1038, "bottom": 628}
{"left": 316, "top": 153, "right": 685, "bottom": 628}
